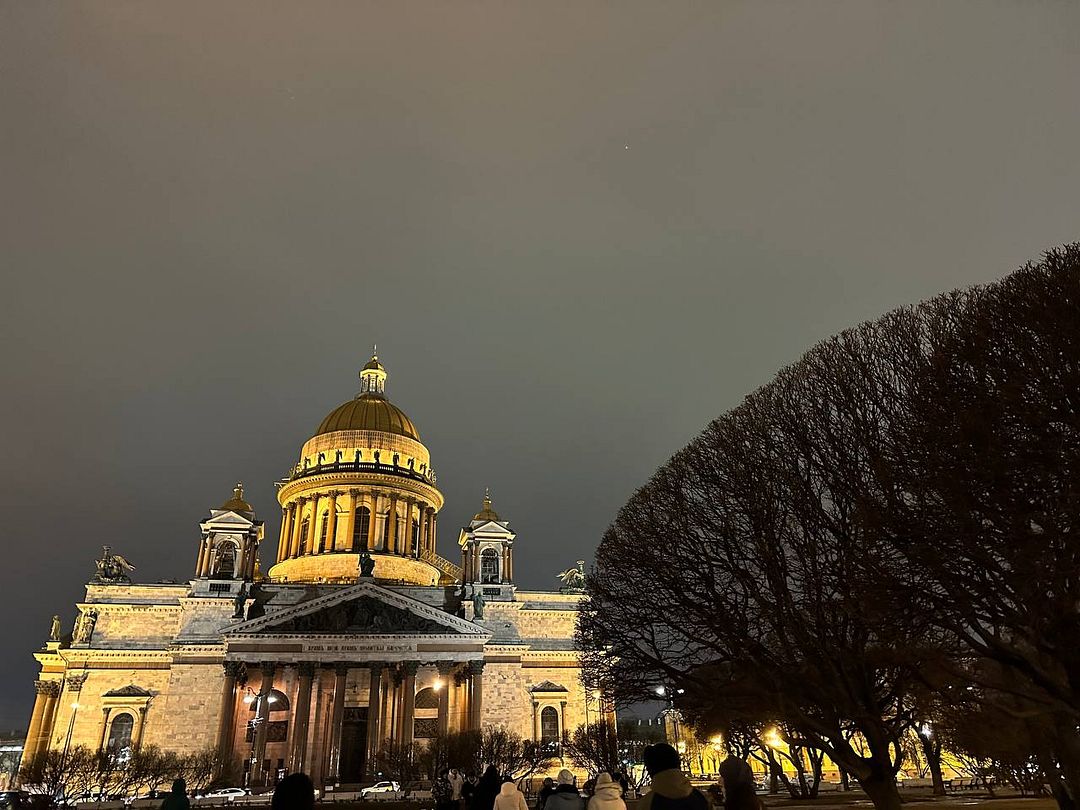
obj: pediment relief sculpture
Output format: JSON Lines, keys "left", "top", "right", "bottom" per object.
{"left": 267, "top": 595, "right": 453, "bottom": 635}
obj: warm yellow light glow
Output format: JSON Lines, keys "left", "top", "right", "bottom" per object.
{"left": 764, "top": 727, "right": 782, "bottom": 747}
{"left": 709, "top": 735, "right": 723, "bottom": 747}
{"left": 433, "top": 680, "right": 442, "bottom": 691}
{"left": 592, "top": 690, "right": 601, "bottom": 698}
{"left": 71, "top": 702, "right": 79, "bottom": 710}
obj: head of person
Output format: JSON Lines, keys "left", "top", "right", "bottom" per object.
{"left": 484, "top": 765, "right": 501, "bottom": 782}
{"left": 643, "top": 743, "right": 681, "bottom": 777}
{"left": 595, "top": 773, "right": 614, "bottom": 790}
{"left": 543, "top": 778, "right": 554, "bottom": 789}
{"left": 171, "top": 779, "right": 186, "bottom": 796}
{"left": 439, "top": 767, "right": 450, "bottom": 780}
{"left": 557, "top": 769, "right": 575, "bottom": 787}
{"left": 272, "top": 772, "right": 315, "bottom": 810}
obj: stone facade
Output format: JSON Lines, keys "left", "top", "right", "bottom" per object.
{"left": 24, "top": 563, "right": 590, "bottom": 788}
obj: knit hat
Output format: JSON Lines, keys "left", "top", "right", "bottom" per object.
{"left": 557, "top": 769, "right": 575, "bottom": 785}
{"left": 643, "top": 743, "right": 680, "bottom": 776}
{"left": 595, "top": 774, "right": 614, "bottom": 788}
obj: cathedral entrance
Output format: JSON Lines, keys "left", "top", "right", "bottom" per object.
{"left": 339, "top": 707, "right": 368, "bottom": 784}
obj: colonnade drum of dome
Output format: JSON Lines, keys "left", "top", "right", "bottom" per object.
{"left": 267, "top": 353, "right": 461, "bottom": 586}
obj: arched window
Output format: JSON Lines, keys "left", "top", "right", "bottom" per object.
{"left": 481, "top": 548, "right": 500, "bottom": 584}
{"left": 215, "top": 542, "right": 237, "bottom": 578}
{"left": 381, "top": 513, "right": 389, "bottom": 549}
{"left": 414, "top": 688, "right": 439, "bottom": 710}
{"left": 107, "top": 712, "right": 135, "bottom": 755}
{"left": 318, "top": 510, "right": 329, "bottom": 551}
{"left": 412, "top": 520, "right": 420, "bottom": 554}
{"left": 353, "top": 507, "right": 370, "bottom": 550}
{"left": 299, "top": 518, "right": 310, "bottom": 554}
{"left": 540, "top": 706, "right": 559, "bottom": 743}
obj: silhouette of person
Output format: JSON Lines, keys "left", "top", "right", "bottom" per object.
{"left": 272, "top": 773, "right": 315, "bottom": 810}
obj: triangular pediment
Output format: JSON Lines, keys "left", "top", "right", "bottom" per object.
{"left": 471, "top": 520, "right": 512, "bottom": 534}
{"left": 226, "top": 581, "right": 488, "bottom": 639}
{"left": 204, "top": 511, "right": 257, "bottom": 527}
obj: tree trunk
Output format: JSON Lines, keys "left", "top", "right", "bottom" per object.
{"left": 919, "top": 737, "right": 946, "bottom": 796}
{"left": 860, "top": 776, "right": 904, "bottom": 810}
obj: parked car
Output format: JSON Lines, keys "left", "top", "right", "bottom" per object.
{"left": 359, "top": 782, "right": 401, "bottom": 799}
{"left": 203, "top": 788, "right": 250, "bottom": 803}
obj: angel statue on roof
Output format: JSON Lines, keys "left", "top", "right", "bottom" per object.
{"left": 93, "top": 545, "right": 136, "bottom": 583}
{"left": 556, "top": 560, "right": 586, "bottom": 592}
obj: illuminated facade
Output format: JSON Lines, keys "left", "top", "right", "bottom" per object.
{"left": 22, "top": 354, "right": 590, "bottom": 787}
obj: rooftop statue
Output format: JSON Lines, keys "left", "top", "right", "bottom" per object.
{"left": 359, "top": 551, "right": 376, "bottom": 578}
{"left": 93, "top": 545, "right": 135, "bottom": 583}
{"left": 556, "top": 560, "right": 586, "bottom": 592}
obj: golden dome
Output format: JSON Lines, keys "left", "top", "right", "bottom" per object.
{"left": 315, "top": 394, "right": 420, "bottom": 440}
{"left": 220, "top": 482, "right": 253, "bottom": 513}
{"left": 473, "top": 489, "right": 500, "bottom": 521}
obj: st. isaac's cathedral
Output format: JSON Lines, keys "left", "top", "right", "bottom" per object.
{"left": 22, "top": 354, "right": 593, "bottom": 788}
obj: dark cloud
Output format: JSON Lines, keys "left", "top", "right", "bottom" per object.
{"left": 1, "top": 1, "right": 1078, "bottom": 728}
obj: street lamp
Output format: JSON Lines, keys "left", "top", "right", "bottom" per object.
{"left": 61, "top": 701, "right": 80, "bottom": 764}
{"left": 243, "top": 687, "right": 271, "bottom": 788}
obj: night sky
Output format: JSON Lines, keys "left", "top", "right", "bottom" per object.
{"left": 2, "top": 2, "right": 1079, "bottom": 730}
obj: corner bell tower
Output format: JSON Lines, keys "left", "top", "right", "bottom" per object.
{"left": 194, "top": 483, "right": 264, "bottom": 582}
{"left": 458, "top": 490, "right": 516, "bottom": 600}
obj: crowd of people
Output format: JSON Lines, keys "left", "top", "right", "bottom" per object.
{"left": 154, "top": 742, "right": 760, "bottom": 810}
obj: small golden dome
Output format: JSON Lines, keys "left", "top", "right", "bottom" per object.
{"left": 315, "top": 396, "right": 420, "bottom": 440}
{"left": 315, "top": 350, "right": 420, "bottom": 440}
{"left": 220, "top": 482, "right": 253, "bottom": 513}
{"left": 473, "top": 489, "right": 500, "bottom": 521}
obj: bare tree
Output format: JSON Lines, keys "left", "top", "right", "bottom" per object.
{"left": 581, "top": 243, "right": 1080, "bottom": 810}
{"left": 562, "top": 722, "right": 620, "bottom": 778}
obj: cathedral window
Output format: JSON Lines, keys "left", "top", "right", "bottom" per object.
{"left": 299, "top": 518, "right": 310, "bottom": 554}
{"left": 481, "top": 548, "right": 500, "bottom": 584}
{"left": 540, "top": 706, "right": 559, "bottom": 743}
{"left": 107, "top": 712, "right": 135, "bottom": 757}
{"left": 381, "top": 513, "right": 389, "bottom": 549}
{"left": 353, "top": 507, "right": 370, "bottom": 549}
{"left": 319, "top": 511, "right": 329, "bottom": 551}
{"left": 412, "top": 519, "right": 420, "bottom": 553}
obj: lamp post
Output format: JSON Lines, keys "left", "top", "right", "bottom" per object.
{"left": 243, "top": 687, "right": 271, "bottom": 788}
{"left": 61, "top": 701, "right": 80, "bottom": 765}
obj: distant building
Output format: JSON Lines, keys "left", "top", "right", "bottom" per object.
{"left": 23, "top": 353, "right": 594, "bottom": 787}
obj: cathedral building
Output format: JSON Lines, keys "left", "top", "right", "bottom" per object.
{"left": 23, "top": 354, "right": 591, "bottom": 787}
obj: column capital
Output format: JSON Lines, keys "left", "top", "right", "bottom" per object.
{"left": 66, "top": 673, "right": 88, "bottom": 693}
{"left": 259, "top": 661, "right": 276, "bottom": 678}
{"left": 223, "top": 661, "right": 245, "bottom": 679}
{"left": 34, "top": 680, "right": 60, "bottom": 697}
{"left": 435, "top": 661, "right": 455, "bottom": 676}
{"left": 368, "top": 662, "right": 386, "bottom": 675}
{"left": 297, "top": 662, "right": 317, "bottom": 678}
{"left": 468, "top": 660, "right": 485, "bottom": 676}
{"left": 333, "top": 662, "right": 350, "bottom": 677}
{"left": 402, "top": 661, "right": 420, "bottom": 676}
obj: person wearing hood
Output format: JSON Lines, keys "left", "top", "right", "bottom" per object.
{"left": 545, "top": 770, "right": 584, "bottom": 810}
{"left": 160, "top": 779, "right": 190, "bottom": 810}
{"left": 587, "top": 773, "right": 626, "bottom": 810}
{"left": 638, "top": 744, "right": 709, "bottom": 810}
{"left": 494, "top": 780, "right": 529, "bottom": 810}
{"left": 471, "top": 765, "right": 503, "bottom": 810}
